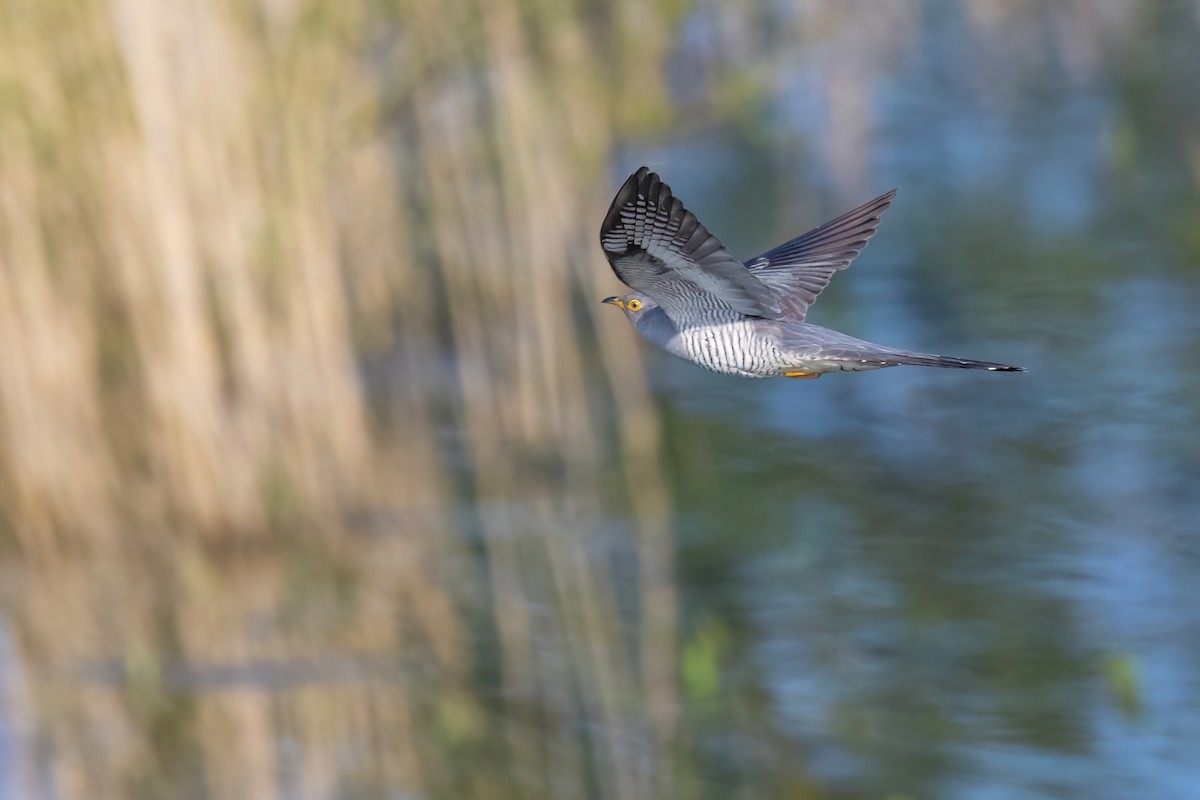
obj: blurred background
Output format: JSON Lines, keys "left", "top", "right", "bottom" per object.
{"left": 1, "top": 0, "right": 1199, "bottom": 797}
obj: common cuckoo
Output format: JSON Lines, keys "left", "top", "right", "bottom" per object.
{"left": 600, "top": 167, "right": 1022, "bottom": 379}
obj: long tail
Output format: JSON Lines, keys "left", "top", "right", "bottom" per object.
{"left": 884, "top": 352, "right": 1024, "bottom": 372}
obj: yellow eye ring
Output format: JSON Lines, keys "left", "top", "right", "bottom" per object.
{"left": 626, "top": 298, "right": 643, "bottom": 311}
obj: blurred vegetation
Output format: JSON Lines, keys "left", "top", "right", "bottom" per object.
{"left": 0, "top": 0, "right": 1198, "bottom": 798}
{"left": 0, "top": 0, "right": 699, "bottom": 796}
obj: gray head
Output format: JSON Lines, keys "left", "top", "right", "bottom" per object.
{"left": 600, "top": 290, "right": 657, "bottom": 322}
{"left": 601, "top": 290, "right": 678, "bottom": 350}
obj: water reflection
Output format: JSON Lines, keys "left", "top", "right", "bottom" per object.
{"left": 2, "top": 0, "right": 1200, "bottom": 798}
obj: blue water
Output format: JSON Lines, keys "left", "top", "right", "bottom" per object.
{"left": 621, "top": 3, "right": 1200, "bottom": 795}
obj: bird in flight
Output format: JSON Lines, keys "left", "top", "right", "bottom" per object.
{"left": 600, "top": 167, "right": 1022, "bottom": 378}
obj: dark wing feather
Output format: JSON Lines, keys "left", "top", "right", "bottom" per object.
{"left": 745, "top": 189, "right": 897, "bottom": 320}
{"left": 600, "top": 167, "right": 781, "bottom": 320}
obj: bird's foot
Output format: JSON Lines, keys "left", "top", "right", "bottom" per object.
{"left": 785, "top": 371, "right": 821, "bottom": 379}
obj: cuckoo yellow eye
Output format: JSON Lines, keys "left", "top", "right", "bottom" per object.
{"left": 626, "top": 298, "right": 643, "bottom": 312}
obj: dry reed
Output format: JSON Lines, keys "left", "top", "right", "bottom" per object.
{"left": 0, "top": 0, "right": 680, "bottom": 795}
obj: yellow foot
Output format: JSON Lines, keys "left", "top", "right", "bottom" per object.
{"left": 785, "top": 371, "right": 821, "bottom": 379}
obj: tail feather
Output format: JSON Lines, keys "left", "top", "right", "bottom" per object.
{"left": 885, "top": 352, "right": 1024, "bottom": 372}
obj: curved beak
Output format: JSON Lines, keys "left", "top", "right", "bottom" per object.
{"left": 601, "top": 296, "right": 624, "bottom": 309}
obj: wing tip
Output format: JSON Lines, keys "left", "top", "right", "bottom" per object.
{"left": 600, "top": 167, "right": 648, "bottom": 251}
{"left": 866, "top": 188, "right": 898, "bottom": 218}
{"left": 600, "top": 165, "right": 680, "bottom": 256}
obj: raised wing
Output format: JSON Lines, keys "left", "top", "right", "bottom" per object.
{"left": 746, "top": 189, "right": 897, "bottom": 320}
{"left": 600, "top": 167, "right": 781, "bottom": 321}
